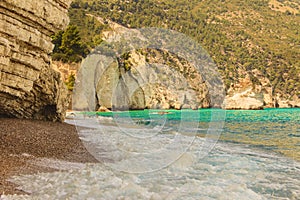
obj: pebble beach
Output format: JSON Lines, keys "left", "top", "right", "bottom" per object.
{"left": 0, "top": 118, "right": 97, "bottom": 195}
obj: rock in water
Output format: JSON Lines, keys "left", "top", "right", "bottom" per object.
{"left": 0, "top": 0, "right": 72, "bottom": 121}
{"left": 73, "top": 49, "right": 211, "bottom": 111}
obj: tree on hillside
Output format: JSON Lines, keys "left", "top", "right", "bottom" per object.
{"left": 51, "top": 30, "right": 63, "bottom": 53}
{"left": 51, "top": 25, "right": 89, "bottom": 63}
{"left": 61, "top": 25, "right": 83, "bottom": 57}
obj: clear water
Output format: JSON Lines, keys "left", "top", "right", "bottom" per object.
{"left": 3, "top": 108, "right": 300, "bottom": 200}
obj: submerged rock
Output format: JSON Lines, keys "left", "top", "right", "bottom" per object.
{"left": 0, "top": 0, "right": 72, "bottom": 121}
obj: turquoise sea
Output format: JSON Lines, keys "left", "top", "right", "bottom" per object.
{"left": 96, "top": 108, "right": 300, "bottom": 162}
{"left": 4, "top": 108, "right": 300, "bottom": 199}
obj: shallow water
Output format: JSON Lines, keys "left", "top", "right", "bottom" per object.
{"left": 3, "top": 109, "right": 300, "bottom": 199}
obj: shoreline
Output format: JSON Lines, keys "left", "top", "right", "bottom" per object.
{"left": 1, "top": 108, "right": 300, "bottom": 195}
{"left": 0, "top": 118, "right": 98, "bottom": 195}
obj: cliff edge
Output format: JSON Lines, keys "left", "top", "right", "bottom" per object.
{"left": 0, "top": 0, "right": 72, "bottom": 121}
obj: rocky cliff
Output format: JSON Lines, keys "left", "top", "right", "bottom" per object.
{"left": 71, "top": 21, "right": 226, "bottom": 111}
{"left": 67, "top": 1, "right": 300, "bottom": 111}
{"left": 73, "top": 16, "right": 299, "bottom": 112}
{"left": 0, "top": 0, "right": 72, "bottom": 121}
{"left": 73, "top": 48, "right": 211, "bottom": 111}
{"left": 225, "top": 68, "right": 300, "bottom": 109}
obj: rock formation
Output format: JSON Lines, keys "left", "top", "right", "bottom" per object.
{"left": 0, "top": 0, "right": 72, "bottom": 121}
{"left": 225, "top": 69, "right": 265, "bottom": 110}
{"left": 70, "top": 16, "right": 238, "bottom": 111}
{"left": 73, "top": 48, "right": 212, "bottom": 111}
{"left": 72, "top": 15, "right": 300, "bottom": 111}
{"left": 225, "top": 68, "right": 300, "bottom": 109}
{"left": 72, "top": 18, "right": 224, "bottom": 111}
{"left": 51, "top": 61, "right": 80, "bottom": 82}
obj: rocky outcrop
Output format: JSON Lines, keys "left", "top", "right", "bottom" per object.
{"left": 72, "top": 17, "right": 226, "bottom": 111}
{"left": 225, "top": 69, "right": 265, "bottom": 110}
{"left": 51, "top": 61, "right": 80, "bottom": 82}
{"left": 225, "top": 88, "right": 264, "bottom": 110}
{"left": 73, "top": 48, "right": 211, "bottom": 111}
{"left": 224, "top": 68, "right": 300, "bottom": 109}
{"left": 0, "top": 0, "right": 72, "bottom": 121}
{"left": 70, "top": 15, "right": 300, "bottom": 111}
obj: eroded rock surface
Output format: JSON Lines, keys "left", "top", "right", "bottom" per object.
{"left": 72, "top": 21, "right": 225, "bottom": 111}
{"left": 225, "top": 70, "right": 265, "bottom": 110}
{"left": 73, "top": 49, "right": 212, "bottom": 111}
{"left": 0, "top": 0, "right": 72, "bottom": 121}
{"left": 224, "top": 68, "right": 300, "bottom": 109}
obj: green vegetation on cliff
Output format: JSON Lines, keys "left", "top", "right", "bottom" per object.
{"left": 51, "top": 8, "right": 110, "bottom": 62}
{"left": 52, "top": 25, "right": 88, "bottom": 62}
{"left": 58, "top": 0, "right": 300, "bottom": 98}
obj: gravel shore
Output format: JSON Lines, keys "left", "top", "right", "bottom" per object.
{"left": 0, "top": 118, "right": 97, "bottom": 195}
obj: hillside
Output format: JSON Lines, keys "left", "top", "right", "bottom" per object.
{"left": 60, "top": 0, "right": 300, "bottom": 109}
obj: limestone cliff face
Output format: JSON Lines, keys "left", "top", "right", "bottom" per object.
{"left": 73, "top": 15, "right": 300, "bottom": 111}
{"left": 225, "top": 68, "right": 300, "bottom": 109}
{"left": 73, "top": 49, "right": 211, "bottom": 111}
{"left": 225, "top": 69, "right": 266, "bottom": 110}
{"left": 72, "top": 17, "right": 217, "bottom": 111}
{"left": 0, "top": 0, "right": 72, "bottom": 121}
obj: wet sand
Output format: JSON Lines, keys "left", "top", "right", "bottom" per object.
{"left": 0, "top": 118, "right": 97, "bottom": 195}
